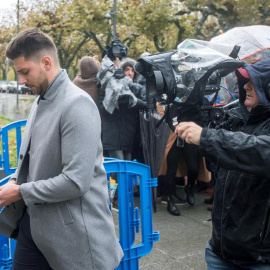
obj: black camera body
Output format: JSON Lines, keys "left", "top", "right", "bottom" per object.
{"left": 102, "top": 39, "right": 129, "bottom": 61}
{"left": 135, "top": 40, "right": 245, "bottom": 130}
{"left": 135, "top": 51, "right": 178, "bottom": 106}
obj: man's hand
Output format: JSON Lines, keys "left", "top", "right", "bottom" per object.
{"left": 0, "top": 181, "right": 21, "bottom": 207}
{"left": 114, "top": 57, "right": 121, "bottom": 67}
{"left": 93, "top": 55, "right": 100, "bottom": 67}
{"left": 175, "top": 121, "right": 202, "bottom": 145}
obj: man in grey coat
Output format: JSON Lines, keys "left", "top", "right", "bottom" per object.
{"left": 0, "top": 27, "right": 123, "bottom": 270}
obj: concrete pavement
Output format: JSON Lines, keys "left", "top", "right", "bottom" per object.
{"left": 113, "top": 187, "right": 213, "bottom": 270}
{"left": 140, "top": 191, "right": 212, "bottom": 270}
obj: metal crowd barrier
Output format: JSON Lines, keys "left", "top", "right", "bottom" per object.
{"left": 104, "top": 160, "right": 159, "bottom": 269}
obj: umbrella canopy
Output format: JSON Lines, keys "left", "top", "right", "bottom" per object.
{"left": 211, "top": 25, "right": 270, "bottom": 61}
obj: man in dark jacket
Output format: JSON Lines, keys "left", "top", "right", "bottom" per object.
{"left": 175, "top": 59, "right": 270, "bottom": 269}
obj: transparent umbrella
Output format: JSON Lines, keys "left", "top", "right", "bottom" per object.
{"left": 211, "top": 25, "right": 270, "bottom": 61}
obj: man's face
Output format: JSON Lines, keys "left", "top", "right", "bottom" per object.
{"left": 124, "top": 66, "right": 135, "bottom": 80}
{"left": 13, "top": 56, "right": 49, "bottom": 96}
{"left": 243, "top": 80, "right": 259, "bottom": 112}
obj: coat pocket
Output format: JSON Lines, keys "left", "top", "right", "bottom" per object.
{"left": 58, "top": 201, "right": 74, "bottom": 225}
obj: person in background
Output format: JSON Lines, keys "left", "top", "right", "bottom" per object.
{"left": 0, "top": 27, "right": 123, "bottom": 270}
{"left": 99, "top": 57, "right": 146, "bottom": 161}
{"left": 157, "top": 103, "right": 211, "bottom": 216}
{"left": 175, "top": 59, "right": 270, "bottom": 270}
{"left": 73, "top": 55, "right": 100, "bottom": 104}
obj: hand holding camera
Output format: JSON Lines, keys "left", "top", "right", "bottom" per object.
{"left": 175, "top": 122, "right": 202, "bottom": 145}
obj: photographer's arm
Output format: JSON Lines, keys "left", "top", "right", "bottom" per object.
{"left": 199, "top": 128, "right": 270, "bottom": 176}
{"left": 134, "top": 98, "right": 147, "bottom": 109}
{"left": 176, "top": 122, "right": 270, "bottom": 176}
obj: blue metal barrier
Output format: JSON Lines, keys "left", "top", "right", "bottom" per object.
{"left": 0, "top": 120, "right": 27, "bottom": 175}
{"left": 0, "top": 176, "right": 16, "bottom": 270}
{"left": 0, "top": 120, "right": 26, "bottom": 270}
{"left": 103, "top": 160, "right": 160, "bottom": 270}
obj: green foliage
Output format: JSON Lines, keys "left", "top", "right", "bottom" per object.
{"left": 0, "top": 0, "right": 270, "bottom": 79}
{"left": 0, "top": 115, "right": 14, "bottom": 126}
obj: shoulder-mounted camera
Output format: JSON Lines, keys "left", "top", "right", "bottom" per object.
{"left": 135, "top": 39, "right": 245, "bottom": 130}
{"left": 102, "top": 38, "right": 129, "bottom": 61}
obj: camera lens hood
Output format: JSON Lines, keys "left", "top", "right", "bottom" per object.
{"left": 146, "top": 70, "right": 165, "bottom": 99}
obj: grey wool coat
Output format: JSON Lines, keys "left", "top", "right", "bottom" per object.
{"left": 0, "top": 70, "right": 123, "bottom": 269}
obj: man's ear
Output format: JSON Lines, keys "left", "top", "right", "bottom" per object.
{"left": 41, "top": 56, "right": 52, "bottom": 71}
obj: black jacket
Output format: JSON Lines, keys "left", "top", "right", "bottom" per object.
{"left": 98, "top": 81, "right": 146, "bottom": 152}
{"left": 199, "top": 59, "right": 270, "bottom": 263}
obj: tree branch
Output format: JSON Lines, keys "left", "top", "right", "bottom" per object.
{"left": 153, "top": 35, "right": 166, "bottom": 52}
{"left": 65, "top": 35, "right": 90, "bottom": 69}
{"left": 84, "top": 31, "right": 104, "bottom": 54}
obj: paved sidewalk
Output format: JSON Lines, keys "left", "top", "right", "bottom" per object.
{"left": 0, "top": 93, "right": 34, "bottom": 120}
{"left": 141, "top": 191, "right": 212, "bottom": 270}
{"left": 114, "top": 188, "right": 213, "bottom": 270}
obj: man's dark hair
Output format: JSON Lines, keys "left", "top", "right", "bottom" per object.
{"left": 6, "top": 27, "right": 58, "bottom": 63}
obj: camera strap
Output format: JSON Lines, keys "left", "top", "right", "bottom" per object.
{"left": 98, "top": 67, "right": 111, "bottom": 82}
{"left": 99, "top": 77, "right": 111, "bottom": 96}
{"left": 156, "top": 105, "right": 175, "bottom": 131}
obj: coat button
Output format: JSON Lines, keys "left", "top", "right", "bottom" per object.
{"left": 19, "top": 154, "right": 23, "bottom": 159}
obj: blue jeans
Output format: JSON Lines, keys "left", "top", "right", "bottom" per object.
{"left": 205, "top": 242, "right": 270, "bottom": 270}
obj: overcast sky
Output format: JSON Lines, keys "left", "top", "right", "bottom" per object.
{"left": 0, "top": 0, "right": 17, "bottom": 9}
{"left": 0, "top": 0, "right": 25, "bottom": 22}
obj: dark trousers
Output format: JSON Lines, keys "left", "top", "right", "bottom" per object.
{"left": 104, "top": 149, "right": 132, "bottom": 161}
{"left": 165, "top": 140, "right": 200, "bottom": 196}
{"left": 13, "top": 211, "right": 52, "bottom": 270}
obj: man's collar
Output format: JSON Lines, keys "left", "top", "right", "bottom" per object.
{"left": 38, "top": 69, "right": 66, "bottom": 103}
{"left": 38, "top": 69, "right": 68, "bottom": 103}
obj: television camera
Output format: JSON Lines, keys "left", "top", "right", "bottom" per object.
{"left": 135, "top": 39, "right": 245, "bottom": 131}
{"left": 102, "top": 38, "right": 129, "bottom": 61}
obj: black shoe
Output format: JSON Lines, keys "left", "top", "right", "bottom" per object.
{"left": 204, "top": 195, "right": 214, "bottom": 204}
{"left": 161, "top": 195, "right": 187, "bottom": 206}
{"left": 166, "top": 197, "right": 180, "bottom": 216}
{"left": 184, "top": 185, "right": 195, "bottom": 206}
{"left": 195, "top": 180, "right": 214, "bottom": 193}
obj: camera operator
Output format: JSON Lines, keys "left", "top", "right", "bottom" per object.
{"left": 175, "top": 59, "right": 270, "bottom": 269}
{"left": 98, "top": 57, "right": 146, "bottom": 164}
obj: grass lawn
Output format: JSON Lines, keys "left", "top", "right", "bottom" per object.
{"left": 0, "top": 115, "right": 25, "bottom": 168}
{"left": 0, "top": 115, "right": 14, "bottom": 127}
